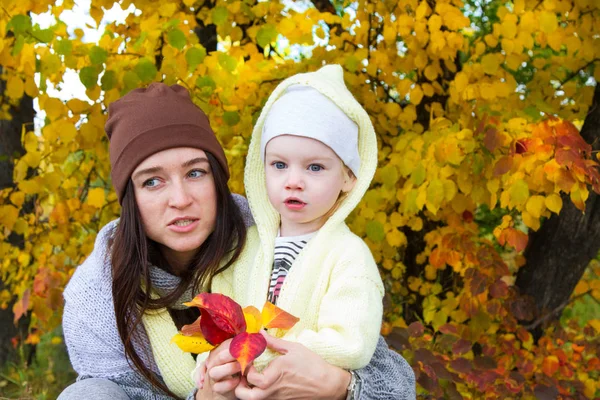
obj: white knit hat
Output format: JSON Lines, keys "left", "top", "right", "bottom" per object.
{"left": 260, "top": 85, "right": 361, "bottom": 177}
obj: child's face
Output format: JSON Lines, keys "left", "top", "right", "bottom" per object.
{"left": 264, "top": 135, "right": 356, "bottom": 236}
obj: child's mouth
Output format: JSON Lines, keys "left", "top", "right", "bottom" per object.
{"left": 285, "top": 198, "right": 306, "bottom": 209}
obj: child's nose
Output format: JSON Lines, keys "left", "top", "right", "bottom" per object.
{"left": 285, "top": 169, "right": 304, "bottom": 190}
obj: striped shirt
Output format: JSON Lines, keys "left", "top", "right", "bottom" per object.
{"left": 267, "top": 232, "right": 316, "bottom": 304}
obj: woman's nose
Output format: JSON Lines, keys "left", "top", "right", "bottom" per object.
{"left": 168, "top": 181, "right": 193, "bottom": 208}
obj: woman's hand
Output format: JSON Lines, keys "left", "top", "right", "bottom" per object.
{"left": 196, "top": 339, "right": 241, "bottom": 400}
{"left": 235, "top": 332, "right": 351, "bottom": 400}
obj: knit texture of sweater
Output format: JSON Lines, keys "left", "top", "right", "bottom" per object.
{"left": 212, "top": 64, "right": 384, "bottom": 371}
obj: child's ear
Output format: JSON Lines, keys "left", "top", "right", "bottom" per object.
{"left": 342, "top": 169, "right": 357, "bottom": 193}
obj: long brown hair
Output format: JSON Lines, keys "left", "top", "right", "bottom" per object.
{"left": 110, "top": 151, "right": 246, "bottom": 398}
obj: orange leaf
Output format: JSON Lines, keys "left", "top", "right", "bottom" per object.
{"left": 541, "top": 355, "right": 559, "bottom": 377}
{"left": 230, "top": 332, "right": 267, "bottom": 374}
{"left": 181, "top": 316, "right": 203, "bottom": 336}
{"left": 243, "top": 306, "right": 263, "bottom": 333}
{"left": 261, "top": 301, "right": 299, "bottom": 330}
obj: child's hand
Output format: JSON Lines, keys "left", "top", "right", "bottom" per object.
{"left": 193, "top": 360, "right": 207, "bottom": 389}
{"left": 204, "top": 339, "right": 242, "bottom": 398}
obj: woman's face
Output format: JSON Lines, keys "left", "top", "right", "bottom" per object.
{"left": 131, "top": 147, "right": 217, "bottom": 269}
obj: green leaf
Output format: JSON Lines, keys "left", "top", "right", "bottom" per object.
{"left": 89, "top": 46, "right": 108, "bottom": 65}
{"left": 366, "top": 220, "right": 385, "bottom": 242}
{"left": 186, "top": 46, "right": 206, "bottom": 72}
{"left": 123, "top": 71, "right": 141, "bottom": 94}
{"left": 410, "top": 163, "right": 426, "bottom": 186}
{"left": 33, "top": 27, "right": 54, "bottom": 43}
{"left": 223, "top": 111, "right": 240, "bottom": 126}
{"left": 196, "top": 75, "right": 216, "bottom": 90}
{"left": 79, "top": 66, "right": 99, "bottom": 89}
{"left": 256, "top": 24, "right": 278, "bottom": 48}
{"left": 218, "top": 53, "right": 237, "bottom": 72}
{"left": 523, "top": 106, "right": 542, "bottom": 121}
{"left": 8, "top": 15, "right": 31, "bottom": 34}
{"left": 212, "top": 7, "right": 229, "bottom": 26}
{"left": 133, "top": 31, "right": 148, "bottom": 51}
{"left": 55, "top": 38, "right": 73, "bottom": 56}
{"left": 168, "top": 29, "right": 187, "bottom": 50}
{"left": 381, "top": 165, "right": 398, "bottom": 188}
{"left": 134, "top": 59, "right": 158, "bottom": 83}
{"left": 11, "top": 35, "right": 25, "bottom": 57}
{"left": 101, "top": 70, "right": 117, "bottom": 91}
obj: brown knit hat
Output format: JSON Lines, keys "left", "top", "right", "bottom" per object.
{"left": 105, "top": 82, "right": 229, "bottom": 203}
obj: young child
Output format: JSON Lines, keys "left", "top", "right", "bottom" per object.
{"left": 211, "top": 64, "right": 384, "bottom": 372}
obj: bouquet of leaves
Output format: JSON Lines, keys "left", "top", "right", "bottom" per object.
{"left": 172, "top": 293, "right": 299, "bottom": 373}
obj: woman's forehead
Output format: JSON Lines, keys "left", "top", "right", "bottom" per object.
{"left": 134, "top": 147, "right": 208, "bottom": 172}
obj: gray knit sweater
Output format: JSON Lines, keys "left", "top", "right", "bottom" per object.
{"left": 62, "top": 196, "right": 415, "bottom": 400}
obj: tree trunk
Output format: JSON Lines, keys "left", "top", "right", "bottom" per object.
{"left": 0, "top": 67, "right": 34, "bottom": 366}
{"left": 516, "top": 84, "right": 600, "bottom": 337}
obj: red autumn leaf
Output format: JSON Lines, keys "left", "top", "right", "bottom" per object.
{"left": 450, "top": 357, "right": 472, "bottom": 374}
{"left": 489, "top": 279, "right": 509, "bottom": 299}
{"left": 515, "top": 139, "right": 530, "bottom": 154}
{"left": 407, "top": 321, "right": 425, "bottom": 338}
{"left": 493, "top": 156, "right": 513, "bottom": 176}
{"left": 462, "top": 210, "right": 474, "bottom": 223}
{"left": 555, "top": 148, "right": 579, "bottom": 167}
{"left": 261, "top": 301, "right": 299, "bottom": 329}
{"left": 452, "top": 339, "right": 471, "bottom": 355}
{"left": 484, "top": 128, "right": 499, "bottom": 152}
{"left": 230, "top": 331, "right": 267, "bottom": 374}
{"left": 199, "top": 312, "right": 238, "bottom": 345}
{"left": 184, "top": 293, "right": 247, "bottom": 344}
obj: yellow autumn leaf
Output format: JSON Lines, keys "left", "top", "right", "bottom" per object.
{"left": 410, "top": 85, "right": 424, "bottom": 105}
{"left": 386, "top": 229, "right": 407, "bottom": 247}
{"left": 525, "top": 195, "right": 546, "bottom": 219}
{"left": 6, "top": 76, "right": 25, "bottom": 99}
{"left": 545, "top": 193, "right": 563, "bottom": 213}
{"left": 87, "top": 188, "right": 106, "bottom": 208}
{"left": 481, "top": 53, "right": 500, "bottom": 75}
{"left": 539, "top": 11, "right": 558, "bottom": 34}
{"left": 171, "top": 333, "right": 216, "bottom": 354}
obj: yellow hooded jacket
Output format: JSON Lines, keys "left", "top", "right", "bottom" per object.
{"left": 212, "top": 64, "right": 384, "bottom": 370}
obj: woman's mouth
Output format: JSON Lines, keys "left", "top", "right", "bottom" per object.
{"left": 172, "top": 219, "right": 196, "bottom": 227}
{"left": 168, "top": 218, "right": 200, "bottom": 232}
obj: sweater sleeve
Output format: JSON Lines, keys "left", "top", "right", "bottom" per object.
{"left": 282, "top": 250, "right": 384, "bottom": 370}
{"left": 354, "top": 336, "right": 416, "bottom": 400}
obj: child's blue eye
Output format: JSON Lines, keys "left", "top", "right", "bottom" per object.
{"left": 274, "top": 162, "right": 287, "bottom": 169}
{"left": 308, "top": 164, "right": 323, "bottom": 172}
{"left": 188, "top": 169, "right": 206, "bottom": 178}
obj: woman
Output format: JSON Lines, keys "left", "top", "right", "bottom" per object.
{"left": 58, "top": 83, "right": 415, "bottom": 400}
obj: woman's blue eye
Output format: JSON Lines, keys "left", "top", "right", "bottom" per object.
{"left": 308, "top": 164, "right": 323, "bottom": 172}
{"left": 188, "top": 169, "right": 206, "bottom": 178}
{"left": 142, "top": 178, "right": 159, "bottom": 187}
{"left": 274, "top": 162, "right": 286, "bottom": 169}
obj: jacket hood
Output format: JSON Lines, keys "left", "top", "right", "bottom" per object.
{"left": 244, "top": 64, "right": 378, "bottom": 241}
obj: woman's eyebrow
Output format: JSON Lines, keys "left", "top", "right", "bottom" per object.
{"left": 181, "top": 157, "right": 209, "bottom": 168}
{"left": 132, "top": 166, "right": 162, "bottom": 181}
